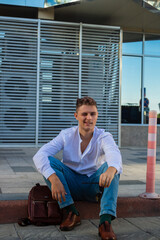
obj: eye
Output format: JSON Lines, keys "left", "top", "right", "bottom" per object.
{"left": 91, "top": 112, "right": 96, "bottom": 116}
{"left": 81, "top": 113, "right": 87, "bottom": 116}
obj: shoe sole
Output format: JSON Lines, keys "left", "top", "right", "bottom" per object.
{"left": 60, "top": 221, "right": 81, "bottom": 231}
{"left": 98, "top": 231, "right": 117, "bottom": 240}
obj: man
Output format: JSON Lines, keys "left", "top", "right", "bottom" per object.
{"left": 33, "top": 96, "right": 122, "bottom": 240}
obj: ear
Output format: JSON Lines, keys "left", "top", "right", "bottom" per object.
{"left": 74, "top": 112, "right": 78, "bottom": 120}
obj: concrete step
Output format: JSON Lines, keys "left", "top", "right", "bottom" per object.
{"left": 1, "top": 197, "right": 160, "bottom": 224}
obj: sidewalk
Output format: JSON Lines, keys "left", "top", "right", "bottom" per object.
{"left": 1, "top": 217, "right": 160, "bottom": 240}
{"left": 0, "top": 147, "right": 160, "bottom": 200}
{"left": 0, "top": 147, "right": 160, "bottom": 239}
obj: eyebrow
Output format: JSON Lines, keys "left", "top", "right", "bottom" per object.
{"left": 81, "top": 112, "right": 97, "bottom": 114}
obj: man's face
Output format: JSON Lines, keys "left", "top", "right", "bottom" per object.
{"left": 74, "top": 105, "right": 98, "bottom": 134}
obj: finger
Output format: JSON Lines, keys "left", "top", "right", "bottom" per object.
{"left": 99, "top": 179, "right": 102, "bottom": 187}
{"left": 105, "top": 178, "right": 111, "bottom": 188}
{"left": 52, "top": 192, "right": 56, "bottom": 200}
{"left": 99, "top": 180, "right": 104, "bottom": 187}
{"left": 108, "top": 179, "right": 112, "bottom": 187}
{"left": 61, "top": 192, "right": 66, "bottom": 202}
{"left": 99, "top": 175, "right": 105, "bottom": 187}
{"left": 104, "top": 180, "right": 108, "bottom": 188}
{"left": 57, "top": 193, "right": 62, "bottom": 203}
{"left": 99, "top": 176, "right": 102, "bottom": 186}
{"left": 55, "top": 193, "right": 59, "bottom": 201}
{"left": 101, "top": 180, "right": 106, "bottom": 187}
{"left": 102, "top": 176, "right": 107, "bottom": 187}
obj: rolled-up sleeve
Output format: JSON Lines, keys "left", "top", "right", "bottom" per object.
{"left": 33, "top": 131, "right": 64, "bottom": 179}
{"left": 101, "top": 133, "right": 122, "bottom": 174}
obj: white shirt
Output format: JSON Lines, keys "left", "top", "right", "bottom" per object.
{"left": 33, "top": 126, "right": 122, "bottom": 179}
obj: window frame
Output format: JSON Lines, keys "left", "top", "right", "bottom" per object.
{"left": 122, "top": 31, "right": 160, "bottom": 125}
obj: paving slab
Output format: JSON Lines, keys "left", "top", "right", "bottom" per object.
{"left": 60, "top": 219, "right": 98, "bottom": 239}
{"left": 126, "top": 217, "right": 160, "bottom": 239}
{"left": 1, "top": 218, "right": 160, "bottom": 240}
{"left": 0, "top": 224, "right": 19, "bottom": 240}
{"left": 14, "top": 224, "right": 65, "bottom": 240}
{"left": 91, "top": 218, "right": 160, "bottom": 240}
{"left": 118, "top": 185, "right": 146, "bottom": 197}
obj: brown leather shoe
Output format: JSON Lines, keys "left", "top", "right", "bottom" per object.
{"left": 99, "top": 221, "right": 117, "bottom": 240}
{"left": 60, "top": 212, "right": 81, "bottom": 231}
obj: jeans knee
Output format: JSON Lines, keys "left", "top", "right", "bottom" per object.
{"left": 48, "top": 156, "right": 56, "bottom": 162}
{"left": 101, "top": 162, "right": 108, "bottom": 172}
{"left": 48, "top": 156, "right": 65, "bottom": 175}
{"left": 48, "top": 156, "right": 60, "bottom": 168}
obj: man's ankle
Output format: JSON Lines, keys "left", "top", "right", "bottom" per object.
{"left": 100, "top": 214, "right": 111, "bottom": 225}
{"left": 64, "top": 204, "right": 79, "bottom": 216}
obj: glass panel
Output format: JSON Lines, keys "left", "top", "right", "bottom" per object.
{"left": 144, "top": 34, "right": 160, "bottom": 56}
{"left": 144, "top": 57, "right": 160, "bottom": 124}
{"left": 123, "top": 32, "right": 143, "bottom": 55}
{"left": 44, "top": 0, "right": 80, "bottom": 8}
{"left": 143, "top": 0, "right": 160, "bottom": 11}
{"left": 121, "top": 56, "right": 141, "bottom": 124}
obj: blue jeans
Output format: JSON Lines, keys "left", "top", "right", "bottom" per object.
{"left": 44, "top": 156, "right": 120, "bottom": 218}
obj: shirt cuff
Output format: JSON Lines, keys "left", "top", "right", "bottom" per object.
{"left": 43, "top": 168, "right": 56, "bottom": 179}
{"left": 108, "top": 164, "right": 123, "bottom": 175}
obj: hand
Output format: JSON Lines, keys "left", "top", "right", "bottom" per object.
{"left": 99, "top": 167, "right": 117, "bottom": 188}
{"left": 48, "top": 173, "right": 67, "bottom": 203}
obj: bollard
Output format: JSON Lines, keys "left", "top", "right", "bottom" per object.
{"left": 139, "top": 110, "right": 160, "bottom": 199}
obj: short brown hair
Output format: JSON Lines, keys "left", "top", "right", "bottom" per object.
{"left": 76, "top": 96, "right": 97, "bottom": 111}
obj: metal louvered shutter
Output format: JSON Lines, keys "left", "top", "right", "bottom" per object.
{"left": 80, "top": 24, "right": 120, "bottom": 143}
{"left": 0, "top": 17, "right": 38, "bottom": 145}
{"left": 38, "top": 21, "right": 80, "bottom": 143}
{"left": 0, "top": 17, "right": 120, "bottom": 146}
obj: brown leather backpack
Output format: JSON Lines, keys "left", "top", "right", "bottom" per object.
{"left": 18, "top": 183, "right": 62, "bottom": 226}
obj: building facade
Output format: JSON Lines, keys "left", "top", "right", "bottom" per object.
{"left": 0, "top": 0, "right": 160, "bottom": 147}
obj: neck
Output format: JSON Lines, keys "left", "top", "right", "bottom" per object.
{"left": 79, "top": 129, "right": 94, "bottom": 141}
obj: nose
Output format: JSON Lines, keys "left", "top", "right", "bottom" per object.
{"left": 86, "top": 113, "right": 92, "bottom": 120}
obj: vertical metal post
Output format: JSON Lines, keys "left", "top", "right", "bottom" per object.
{"left": 118, "top": 29, "right": 123, "bottom": 147}
{"left": 141, "top": 33, "right": 145, "bottom": 124}
{"left": 78, "top": 22, "right": 82, "bottom": 98}
{"left": 35, "top": 19, "right": 41, "bottom": 147}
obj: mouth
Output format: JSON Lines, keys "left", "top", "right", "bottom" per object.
{"left": 84, "top": 122, "right": 92, "bottom": 126}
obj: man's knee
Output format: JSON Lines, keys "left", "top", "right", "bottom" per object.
{"left": 48, "top": 156, "right": 62, "bottom": 169}
{"left": 101, "top": 162, "right": 108, "bottom": 173}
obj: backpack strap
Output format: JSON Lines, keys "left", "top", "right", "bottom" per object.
{"left": 18, "top": 218, "right": 32, "bottom": 226}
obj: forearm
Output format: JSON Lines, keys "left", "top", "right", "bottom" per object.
{"left": 107, "top": 166, "right": 117, "bottom": 175}
{"left": 33, "top": 141, "right": 62, "bottom": 178}
{"left": 48, "top": 173, "right": 58, "bottom": 183}
{"left": 102, "top": 134, "right": 123, "bottom": 175}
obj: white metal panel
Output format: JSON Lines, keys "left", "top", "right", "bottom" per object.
{"left": 38, "top": 21, "right": 80, "bottom": 143}
{"left": 0, "top": 18, "right": 38, "bottom": 144}
{"left": 81, "top": 25, "right": 120, "bottom": 142}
